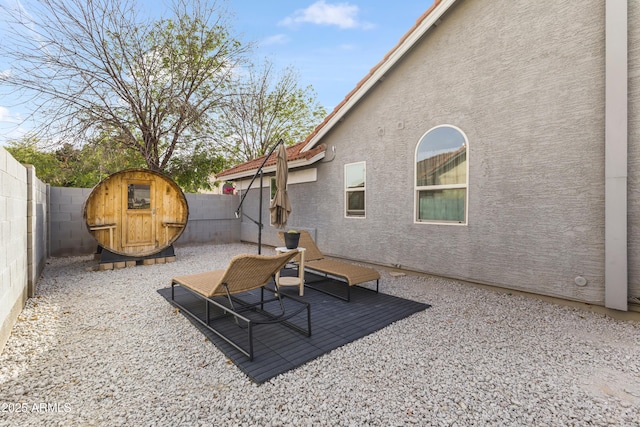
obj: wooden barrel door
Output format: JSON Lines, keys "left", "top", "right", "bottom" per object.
{"left": 123, "top": 179, "right": 155, "bottom": 249}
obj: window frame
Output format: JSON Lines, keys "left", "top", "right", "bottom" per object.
{"left": 126, "top": 181, "right": 152, "bottom": 210}
{"left": 344, "top": 161, "right": 366, "bottom": 219}
{"left": 414, "top": 124, "right": 469, "bottom": 225}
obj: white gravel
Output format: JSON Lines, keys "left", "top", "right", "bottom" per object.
{"left": 1, "top": 243, "right": 639, "bottom": 426}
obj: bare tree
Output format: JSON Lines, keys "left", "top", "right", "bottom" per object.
{"left": 217, "top": 59, "right": 327, "bottom": 163}
{"left": 0, "top": 0, "right": 249, "bottom": 172}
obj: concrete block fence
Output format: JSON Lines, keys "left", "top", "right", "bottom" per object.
{"left": 0, "top": 148, "right": 48, "bottom": 354}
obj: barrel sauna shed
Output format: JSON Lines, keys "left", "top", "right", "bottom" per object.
{"left": 83, "top": 169, "right": 189, "bottom": 263}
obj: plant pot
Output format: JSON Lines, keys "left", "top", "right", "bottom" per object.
{"left": 284, "top": 232, "right": 300, "bottom": 249}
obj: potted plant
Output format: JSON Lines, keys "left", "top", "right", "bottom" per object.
{"left": 284, "top": 229, "right": 301, "bottom": 249}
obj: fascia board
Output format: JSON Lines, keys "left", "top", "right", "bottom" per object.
{"left": 220, "top": 151, "right": 325, "bottom": 182}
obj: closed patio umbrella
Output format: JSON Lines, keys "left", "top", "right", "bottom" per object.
{"left": 269, "top": 143, "right": 291, "bottom": 228}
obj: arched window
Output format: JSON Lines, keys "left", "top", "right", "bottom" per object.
{"left": 415, "top": 125, "right": 468, "bottom": 224}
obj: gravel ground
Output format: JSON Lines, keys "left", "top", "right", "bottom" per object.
{"left": 1, "top": 243, "right": 639, "bottom": 426}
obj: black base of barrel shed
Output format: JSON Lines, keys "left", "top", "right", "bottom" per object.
{"left": 95, "top": 244, "right": 176, "bottom": 264}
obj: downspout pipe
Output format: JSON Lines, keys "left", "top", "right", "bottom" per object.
{"left": 604, "top": 0, "right": 628, "bottom": 310}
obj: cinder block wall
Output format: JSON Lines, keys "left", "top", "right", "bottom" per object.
{"left": 49, "top": 187, "right": 241, "bottom": 257}
{"left": 49, "top": 187, "right": 96, "bottom": 256}
{"left": 0, "top": 148, "right": 29, "bottom": 353}
{"left": 176, "top": 193, "right": 240, "bottom": 246}
{"left": 26, "top": 165, "right": 49, "bottom": 295}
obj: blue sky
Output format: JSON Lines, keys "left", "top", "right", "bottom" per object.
{"left": 0, "top": 0, "right": 433, "bottom": 144}
{"left": 230, "top": 1, "right": 432, "bottom": 109}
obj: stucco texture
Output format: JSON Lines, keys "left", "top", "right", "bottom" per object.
{"left": 289, "top": 0, "right": 611, "bottom": 304}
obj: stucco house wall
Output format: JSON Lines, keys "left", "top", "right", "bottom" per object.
{"left": 317, "top": 0, "right": 607, "bottom": 304}
{"left": 235, "top": 0, "right": 637, "bottom": 308}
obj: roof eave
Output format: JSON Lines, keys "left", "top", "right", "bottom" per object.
{"left": 300, "top": 0, "right": 458, "bottom": 153}
{"left": 219, "top": 151, "right": 326, "bottom": 182}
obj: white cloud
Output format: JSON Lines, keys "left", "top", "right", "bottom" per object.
{"left": 1, "top": 0, "right": 24, "bottom": 13}
{"left": 0, "top": 106, "right": 22, "bottom": 124}
{"left": 339, "top": 43, "right": 356, "bottom": 50}
{"left": 261, "top": 34, "right": 290, "bottom": 46}
{"left": 0, "top": 110, "right": 29, "bottom": 145}
{"left": 0, "top": 125, "right": 27, "bottom": 143}
{"left": 0, "top": 106, "right": 10, "bottom": 121}
{"left": 279, "top": 1, "right": 374, "bottom": 30}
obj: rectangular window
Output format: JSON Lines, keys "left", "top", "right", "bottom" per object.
{"left": 345, "top": 162, "right": 365, "bottom": 218}
{"left": 417, "top": 188, "right": 466, "bottom": 222}
{"left": 127, "top": 184, "right": 151, "bottom": 209}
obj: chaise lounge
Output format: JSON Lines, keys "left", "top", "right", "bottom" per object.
{"left": 169, "top": 251, "right": 311, "bottom": 361}
{"left": 278, "top": 230, "right": 380, "bottom": 301}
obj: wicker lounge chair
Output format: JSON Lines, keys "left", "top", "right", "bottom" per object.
{"left": 278, "top": 230, "right": 380, "bottom": 301}
{"left": 170, "top": 251, "right": 311, "bottom": 361}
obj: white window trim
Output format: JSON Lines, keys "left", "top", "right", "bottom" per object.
{"left": 344, "top": 161, "right": 366, "bottom": 219}
{"left": 413, "top": 124, "right": 469, "bottom": 226}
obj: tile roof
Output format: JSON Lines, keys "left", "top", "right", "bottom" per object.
{"left": 216, "top": 141, "right": 326, "bottom": 179}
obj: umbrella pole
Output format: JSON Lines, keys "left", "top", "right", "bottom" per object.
{"left": 234, "top": 139, "right": 284, "bottom": 255}
{"left": 258, "top": 169, "right": 263, "bottom": 254}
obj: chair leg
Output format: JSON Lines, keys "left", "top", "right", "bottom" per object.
{"left": 170, "top": 283, "right": 310, "bottom": 361}
{"left": 274, "top": 284, "right": 286, "bottom": 314}
{"left": 222, "top": 283, "right": 242, "bottom": 326}
{"left": 247, "top": 323, "right": 254, "bottom": 361}
{"left": 171, "top": 285, "right": 255, "bottom": 360}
